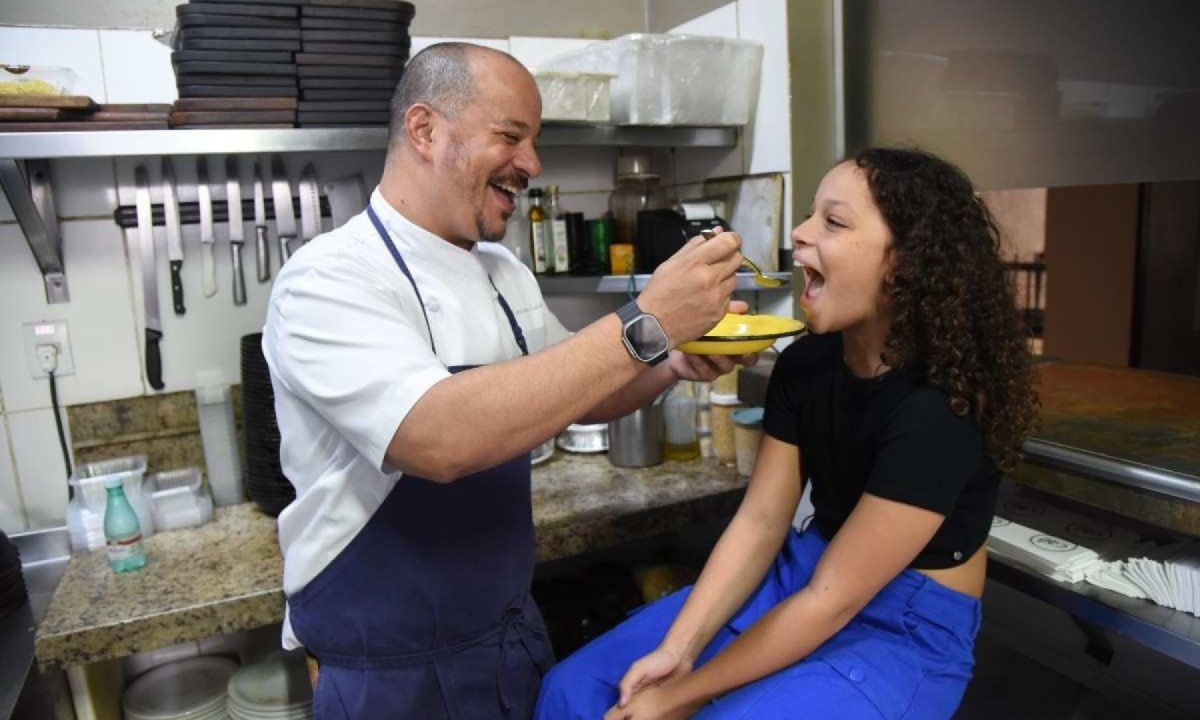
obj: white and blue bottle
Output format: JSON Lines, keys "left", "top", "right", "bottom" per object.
{"left": 103, "top": 476, "right": 146, "bottom": 573}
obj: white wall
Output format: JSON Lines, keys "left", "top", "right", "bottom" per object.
{"left": 0, "top": 0, "right": 795, "bottom": 531}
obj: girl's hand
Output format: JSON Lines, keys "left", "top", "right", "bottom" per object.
{"left": 604, "top": 681, "right": 701, "bottom": 720}
{"left": 614, "top": 646, "right": 692, "bottom": 707}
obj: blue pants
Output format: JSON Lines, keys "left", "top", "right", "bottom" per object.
{"left": 535, "top": 530, "right": 981, "bottom": 719}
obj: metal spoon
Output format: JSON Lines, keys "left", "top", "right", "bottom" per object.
{"left": 700, "top": 229, "right": 787, "bottom": 288}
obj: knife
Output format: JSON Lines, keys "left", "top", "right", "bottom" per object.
{"left": 226, "top": 156, "right": 247, "bottom": 306}
{"left": 253, "top": 161, "right": 270, "bottom": 283}
{"left": 270, "top": 154, "right": 298, "bottom": 263}
{"left": 298, "top": 163, "right": 322, "bottom": 246}
{"left": 162, "top": 158, "right": 185, "bottom": 315}
{"left": 196, "top": 157, "right": 218, "bottom": 298}
{"left": 324, "top": 174, "right": 366, "bottom": 228}
{"left": 134, "top": 166, "right": 164, "bottom": 390}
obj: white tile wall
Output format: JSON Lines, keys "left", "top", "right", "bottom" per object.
{"left": 98, "top": 30, "right": 177, "bottom": 104}
{"left": 0, "top": 419, "right": 25, "bottom": 532}
{"left": 410, "top": 37, "right": 510, "bottom": 55}
{"left": 669, "top": 3, "right": 739, "bottom": 36}
{"left": 738, "top": 0, "right": 791, "bottom": 175}
{"left": 8, "top": 408, "right": 71, "bottom": 530}
{"left": 0, "top": 26, "right": 107, "bottom": 101}
{"left": 508, "top": 37, "right": 599, "bottom": 70}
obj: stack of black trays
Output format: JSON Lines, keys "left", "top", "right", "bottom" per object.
{"left": 296, "top": 0, "right": 414, "bottom": 126}
{"left": 0, "top": 529, "right": 28, "bottom": 622}
{"left": 169, "top": 0, "right": 414, "bottom": 128}
{"left": 241, "top": 332, "right": 296, "bottom": 517}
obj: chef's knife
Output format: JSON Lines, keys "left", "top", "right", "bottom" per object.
{"left": 253, "top": 161, "right": 270, "bottom": 283}
{"left": 134, "top": 166, "right": 164, "bottom": 390}
{"left": 162, "top": 159, "right": 185, "bottom": 315}
{"left": 226, "top": 156, "right": 247, "bottom": 306}
{"left": 298, "top": 163, "right": 322, "bottom": 246}
{"left": 270, "top": 154, "right": 298, "bottom": 263}
{"left": 196, "top": 157, "right": 218, "bottom": 298}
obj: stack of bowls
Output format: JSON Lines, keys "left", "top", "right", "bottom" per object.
{"left": 123, "top": 656, "right": 237, "bottom": 720}
{"left": 241, "top": 333, "right": 295, "bottom": 517}
{"left": 227, "top": 650, "right": 313, "bottom": 719}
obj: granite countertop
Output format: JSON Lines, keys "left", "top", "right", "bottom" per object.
{"left": 35, "top": 453, "right": 745, "bottom": 670}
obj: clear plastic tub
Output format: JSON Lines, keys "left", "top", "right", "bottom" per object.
{"left": 540, "top": 34, "right": 763, "bottom": 125}
{"left": 0, "top": 65, "right": 80, "bottom": 95}
{"left": 534, "top": 71, "right": 613, "bottom": 122}
{"left": 146, "top": 468, "right": 214, "bottom": 532}
{"left": 70, "top": 455, "right": 148, "bottom": 512}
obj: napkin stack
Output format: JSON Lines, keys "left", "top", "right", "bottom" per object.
{"left": 987, "top": 516, "right": 1104, "bottom": 583}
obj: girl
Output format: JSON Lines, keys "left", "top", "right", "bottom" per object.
{"left": 534, "top": 147, "right": 1039, "bottom": 720}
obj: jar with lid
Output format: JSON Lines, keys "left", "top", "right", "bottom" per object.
{"left": 608, "top": 154, "right": 672, "bottom": 246}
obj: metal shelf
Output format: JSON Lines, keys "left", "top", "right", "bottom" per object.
{"left": 0, "top": 123, "right": 737, "bottom": 159}
{"left": 538, "top": 271, "right": 792, "bottom": 294}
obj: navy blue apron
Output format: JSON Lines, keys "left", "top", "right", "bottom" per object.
{"left": 287, "top": 206, "right": 553, "bottom": 719}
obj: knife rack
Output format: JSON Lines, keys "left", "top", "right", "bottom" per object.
{"left": 112, "top": 197, "right": 332, "bottom": 229}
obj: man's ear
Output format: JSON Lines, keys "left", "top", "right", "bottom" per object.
{"left": 405, "top": 103, "right": 437, "bottom": 160}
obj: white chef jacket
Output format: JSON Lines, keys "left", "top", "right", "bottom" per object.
{"left": 262, "top": 189, "right": 570, "bottom": 648}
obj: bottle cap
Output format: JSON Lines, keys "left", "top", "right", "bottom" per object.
{"left": 103, "top": 476, "right": 125, "bottom": 489}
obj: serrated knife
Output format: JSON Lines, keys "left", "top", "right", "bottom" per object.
{"left": 196, "top": 157, "right": 218, "bottom": 298}
{"left": 270, "top": 154, "right": 297, "bottom": 263}
{"left": 253, "top": 161, "right": 270, "bottom": 283}
{"left": 134, "top": 166, "right": 164, "bottom": 390}
{"left": 162, "top": 158, "right": 185, "bottom": 315}
{"left": 299, "top": 163, "right": 322, "bottom": 247}
{"left": 226, "top": 156, "right": 247, "bottom": 305}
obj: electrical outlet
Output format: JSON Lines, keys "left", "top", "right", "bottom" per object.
{"left": 23, "top": 320, "right": 75, "bottom": 378}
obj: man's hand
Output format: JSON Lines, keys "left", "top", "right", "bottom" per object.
{"left": 663, "top": 299, "right": 758, "bottom": 381}
{"left": 637, "top": 228, "right": 743, "bottom": 347}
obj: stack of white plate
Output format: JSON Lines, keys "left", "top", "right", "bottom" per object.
{"left": 124, "top": 655, "right": 237, "bottom": 720}
{"left": 227, "top": 649, "right": 313, "bottom": 720}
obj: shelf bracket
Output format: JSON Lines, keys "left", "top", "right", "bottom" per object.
{"left": 0, "top": 158, "right": 69, "bottom": 303}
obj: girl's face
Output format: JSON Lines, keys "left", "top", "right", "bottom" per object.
{"left": 791, "top": 161, "right": 893, "bottom": 336}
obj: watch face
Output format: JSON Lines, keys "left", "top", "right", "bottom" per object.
{"left": 629, "top": 315, "right": 669, "bottom": 360}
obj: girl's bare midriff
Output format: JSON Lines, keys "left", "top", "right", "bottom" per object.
{"left": 917, "top": 544, "right": 988, "bottom": 598}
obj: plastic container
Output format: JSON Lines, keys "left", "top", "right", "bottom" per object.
{"left": 534, "top": 70, "right": 613, "bottom": 122}
{"left": 69, "top": 456, "right": 154, "bottom": 547}
{"left": 146, "top": 468, "right": 214, "bottom": 532}
{"left": 541, "top": 34, "right": 764, "bottom": 125}
{"left": 733, "top": 407, "right": 765, "bottom": 477}
{"left": 0, "top": 65, "right": 79, "bottom": 95}
{"left": 709, "top": 392, "right": 743, "bottom": 465}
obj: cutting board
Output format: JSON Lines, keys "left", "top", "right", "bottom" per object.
{"left": 300, "top": 42, "right": 409, "bottom": 56}
{"left": 177, "top": 3, "right": 298, "bottom": 18}
{"left": 178, "top": 13, "right": 298, "bottom": 28}
{"left": 301, "top": 28, "right": 410, "bottom": 43}
{"left": 0, "top": 94, "right": 96, "bottom": 109}
{"left": 298, "top": 76, "right": 395, "bottom": 89}
{"left": 0, "top": 107, "right": 61, "bottom": 120}
{"left": 179, "top": 38, "right": 301, "bottom": 51}
{"left": 701, "top": 173, "right": 785, "bottom": 273}
{"left": 301, "top": 16, "right": 409, "bottom": 30}
{"left": 177, "top": 84, "right": 299, "bottom": 98}
{"left": 294, "top": 53, "right": 405, "bottom": 67}
{"left": 175, "top": 97, "right": 298, "bottom": 110}
{"left": 169, "top": 109, "right": 296, "bottom": 126}
{"left": 300, "top": 88, "right": 393, "bottom": 100}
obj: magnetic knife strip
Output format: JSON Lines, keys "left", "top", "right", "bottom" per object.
{"left": 113, "top": 196, "right": 332, "bottom": 228}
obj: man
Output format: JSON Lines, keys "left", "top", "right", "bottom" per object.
{"left": 263, "top": 42, "right": 751, "bottom": 718}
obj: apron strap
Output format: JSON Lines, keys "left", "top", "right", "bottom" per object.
{"left": 489, "top": 276, "right": 529, "bottom": 357}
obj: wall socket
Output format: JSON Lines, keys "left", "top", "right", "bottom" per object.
{"left": 23, "top": 320, "right": 75, "bottom": 378}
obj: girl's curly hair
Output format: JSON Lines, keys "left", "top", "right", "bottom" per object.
{"left": 851, "top": 147, "right": 1039, "bottom": 471}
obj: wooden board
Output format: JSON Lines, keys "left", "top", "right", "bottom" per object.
{"left": 174, "top": 97, "right": 298, "bottom": 110}
{"left": 0, "top": 94, "right": 95, "bottom": 109}
{"left": 170, "top": 109, "right": 296, "bottom": 125}
{"left": 0, "top": 121, "right": 168, "bottom": 131}
{"left": 0, "top": 107, "right": 61, "bottom": 121}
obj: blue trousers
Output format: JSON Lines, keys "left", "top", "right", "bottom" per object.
{"left": 535, "top": 530, "right": 981, "bottom": 719}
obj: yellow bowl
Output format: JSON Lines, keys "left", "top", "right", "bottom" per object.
{"left": 677, "top": 313, "right": 806, "bottom": 355}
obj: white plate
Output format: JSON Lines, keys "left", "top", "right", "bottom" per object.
{"left": 124, "top": 656, "right": 237, "bottom": 720}
{"left": 227, "top": 649, "right": 312, "bottom": 710}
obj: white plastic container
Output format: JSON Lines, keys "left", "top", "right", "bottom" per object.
{"left": 67, "top": 456, "right": 154, "bottom": 550}
{"left": 146, "top": 468, "right": 214, "bottom": 532}
{"left": 541, "top": 34, "right": 763, "bottom": 125}
{"left": 534, "top": 71, "right": 613, "bottom": 122}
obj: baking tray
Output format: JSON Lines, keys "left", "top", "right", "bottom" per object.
{"left": 177, "top": 3, "right": 298, "bottom": 18}
{"left": 296, "top": 64, "right": 404, "bottom": 79}
{"left": 299, "top": 88, "right": 394, "bottom": 100}
{"left": 172, "top": 50, "right": 294, "bottom": 64}
{"left": 173, "top": 60, "right": 297, "bottom": 76}
{"left": 301, "top": 28, "right": 410, "bottom": 43}
{"left": 298, "top": 76, "right": 396, "bottom": 88}
{"left": 300, "top": 16, "right": 409, "bottom": 31}
{"left": 301, "top": 5, "right": 414, "bottom": 23}
{"left": 301, "top": 42, "right": 409, "bottom": 56}
{"left": 177, "top": 84, "right": 299, "bottom": 98}
{"left": 297, "top": 110, "right": 389, "bottom": 123}
{"left": 170, "top": 109, "right": 297, "bottom": 125}
{"left": 189, "top": 0, "right": 304, "bottom": 5}
{"left": 177, "top": 13, "right": 297, "bottom": 28}
{"left": 177, "top": 38, "right": 301, "bottom": 51}
{"left": 297, "top": 99, "right": 389, "bottom": 112}
{"left": 177, "top": 27, "right": 302, "bottom": 40}
{"left": 175, "top": 97, "right": 298, "bottom": 110}
{"left": 176, "top": 73, "right": 296, "bottom": 86}
{"left": 295, "top": 52, "right": 405, "bottom": 67}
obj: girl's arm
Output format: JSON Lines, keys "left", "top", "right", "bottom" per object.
{"left": 628, "top": 493, "right": 946, "bottom": 716}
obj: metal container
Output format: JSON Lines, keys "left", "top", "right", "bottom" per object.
{"left": 557, "top": 423, "right": 609, "bottom": 453}
{"left": 607, "top": 400, "right": 663, "bottom": 468}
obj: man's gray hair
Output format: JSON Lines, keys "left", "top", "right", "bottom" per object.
{"left": 388, "top": 42, "right": 487, "bottom": 144}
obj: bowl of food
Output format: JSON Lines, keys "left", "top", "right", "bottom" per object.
{"left": 677, "top": 313, "right": 805, "bottom": 355}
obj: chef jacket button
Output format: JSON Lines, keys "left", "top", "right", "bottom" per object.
{"left": 848, "top": 666, "right": 864, "bottom": 682}
{"left": 425, "top": 297, "right": 440, "bottom": 313}
{"left": 953, "top": 550, "right": 963, "bottom": 561}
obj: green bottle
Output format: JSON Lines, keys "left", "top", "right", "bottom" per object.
{"left": 103, "top": 477, "right": 146, "bottom": 573}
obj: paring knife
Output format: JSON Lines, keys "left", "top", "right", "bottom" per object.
{"left": 196, "top": 157, "right": 218, "bottom": 298}
{"left": 134, "top": 166, "right": 164, "bottom": 390}
{"left": 298, "top": 163, "right": 322, "bottom": 246}
{"left": 252, "top": 161, "right": 270, "bottom": 283}
{"left": 226, "top": 156, "right": 247, "bottom": 306}
{"left": 270, "top": 154, "right": 298, "bottom": 263}
{"left": 162, "top": 158, "right": 186, "bottom": 315}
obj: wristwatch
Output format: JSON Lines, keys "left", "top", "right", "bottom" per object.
{"left": 617, "top": 300, "right": 669, "bottom": 366}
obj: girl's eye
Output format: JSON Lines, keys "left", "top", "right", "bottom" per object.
{"left": 826, "top": 216, "right": 845, "bottom": 230}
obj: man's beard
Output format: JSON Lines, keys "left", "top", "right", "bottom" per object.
{"left": 476, "top": 209, "right": 506, "bottom": 243}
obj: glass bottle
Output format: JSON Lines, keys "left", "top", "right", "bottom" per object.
{"left": 662, "top": 382, "right": 700, "bottom": 461}
{"left": 546, "top": 185, "right": 571, "bottom": 275}
{"left": 103, "top": 476, "right": 146, "bottom": 573}
{"left": 527, "top": 188, "right": 548, "bottom": 275}
{"left": 608, "top": 154, "right": 672, "bottom": 246}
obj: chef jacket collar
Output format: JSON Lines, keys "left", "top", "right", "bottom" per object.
{"left": 368, "top": 188, "right": 489, "bottom": 281}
